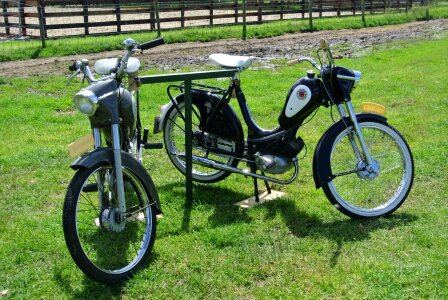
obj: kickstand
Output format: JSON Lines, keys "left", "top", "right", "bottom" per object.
{"left": 253, "top": 177, "right": 260, "bottom": 202}
{"left": 261, "top": 172, "right": 271, "bottom": 195}
{"left": 251, "top": 164, "right": 260, "bottom": 202}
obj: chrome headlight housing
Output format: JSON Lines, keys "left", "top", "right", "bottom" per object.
{"left": 73, "top": 90, "right": 99, "bottom": 116}
{"left": 353, "top": 70, "right": 362, "bottom": 88}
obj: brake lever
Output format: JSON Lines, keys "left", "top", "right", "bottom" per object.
{"left": 66, "top": 70, "right": 81, "bottom": 87}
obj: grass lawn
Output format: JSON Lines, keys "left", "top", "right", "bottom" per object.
{"left": 0, "top": 36, "right": 447, "bottom": 298}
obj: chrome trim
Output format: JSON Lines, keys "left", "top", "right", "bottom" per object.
{"left": 345, "top": 101, "right": 373, "bottom": 165}
{"left": 354, "top": 70, "right": 362, "bottom": 82}
{"left": 93, "top": 128, "right": 101, "bottom": 149}
{"left": 174, "top": 153, "right": 299, "bottom": 185}
{"left": 298, "top": 57, "right": 321, "bottom": 70}
{"left": 353, "top": 70, "right": 362, "bottom": 88}
{"left": 112, "top": 124, "right": 127, "bottom": 215}
{"left": 337, "top": 104, "right": 347, "bottom": 118}
{"left": 73, "top": 90, "right": 99, "bottom": 116}
{"left": 336, "top": 74, "right": 356, "bottom": 81}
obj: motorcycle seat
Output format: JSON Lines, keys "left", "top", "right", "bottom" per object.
{"left": 94, "top": 57, "right": 141, "bottom": 75}
{"left": 209, "top": 53, "right": 255, "bottom": 71}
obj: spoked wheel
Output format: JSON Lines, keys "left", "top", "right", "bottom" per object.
{"left": 63, "top": 158, "right": 157, "bottom": 284}
{"left": 163, "top": 100, "right": 241, "bottom": 183}
{"left": 323, "top": 120, "right": 414, "bottom": 218}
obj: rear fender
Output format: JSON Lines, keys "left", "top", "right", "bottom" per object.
{"left": 159, "top": 91, "right": 244, "bottom": 142}
{"left": 313, "top": 113, "right": 387, "bottom": 189}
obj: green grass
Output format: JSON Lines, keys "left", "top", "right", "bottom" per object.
{"left": 0, "top": 37, "right": 447, "bottom": 298}
{"left": 1, "top": 4, "right": 448, "bottom": 62}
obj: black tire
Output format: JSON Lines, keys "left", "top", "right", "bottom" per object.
{"left": 162, "top": 98, "right": 243, "bottom": 183}
{"left": 322, "top": 119, "right": 414, "bottom": 218}
{"left": 63, "top": 157, "right": 157, "bottom": 284}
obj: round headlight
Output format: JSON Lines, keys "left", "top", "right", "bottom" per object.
{"left": 73, "top": 90, "right": 98, "bottom": 116}
{"left": 353, "top": 70, "right": 362, "bottom": 88}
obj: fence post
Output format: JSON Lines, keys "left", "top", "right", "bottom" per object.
{"left": 353, "top": 0, "right": 356, "bottom": 15}
{"left": 280, "top": 0, "right": 284, "bottom": 20}
{"left": 361, "top": 0, "right": 366, "bottom": 26}
{"left": 37, "top": 5, "right": 46, "bottom": 48}
{"left": 18, "top": 0, "right": 26, "bottom": 36}
{"left": 309, "top": 0, "right": 313, "bottom": 31}
{"left": 302, "top": 0, "right": 305, "bottom": 19}
{"left": 210, "top": 0, "right": 213, "bottom": 26}
{"left": 149, "top": 0, "right": 155, "bottom": 30}
{"left": 115, "top": 0, "right": 121, "bottom": 33}
{"left": 319, "top": 0, "right": 323, "bottom": 17}
{"left": 154, "top": 0, "right": 161, "bottom": 37}
{"left": 233, "top": 0, "right": 238, "bottom": 24}
{"left": 181, "top": 0, "right": 185, "bottom": 27}
{"left": 234, "top": 0, "right": 238, "bottom": 23}
{"left": 257, "top": 0, "right": 262, "bottom": 23}
{"left": 242, "top": 0, "right": 247, "bottom": 40}
{"left": 82, "top": 0, "right": 89, "bottom": 35}
{"left": 2, "top": 0, "right": 10, "bottom": 36}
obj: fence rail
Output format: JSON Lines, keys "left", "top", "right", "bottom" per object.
{"left": 0, "top": 0, "right": 431, "bottom": 40}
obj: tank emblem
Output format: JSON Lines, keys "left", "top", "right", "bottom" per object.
{"left": 285, "top": 85, "right": 312, "bottom": 118}
{"left": 297, "top": 88, "right": 308, "bottom": 100}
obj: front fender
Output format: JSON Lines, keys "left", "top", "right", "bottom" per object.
{"left": 313, "top": 113, "right": 387, "bottom": 189}
{"left": 70, "top": 148, "right": 162, "bottom": 214}
{"left": 70, "top": 148, "right": 114, "bottom": 170}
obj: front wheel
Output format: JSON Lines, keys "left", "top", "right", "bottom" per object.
{"left": 323, "top": 120, "right": 414, "bottom": 218}
{"left": 63, "top": 158, "right": 157, "bottom": 284}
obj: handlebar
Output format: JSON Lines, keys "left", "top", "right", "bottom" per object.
{"left": 67, "top": 37, "right": 165, "bottom": 85}
{"left": 137, "top": 37, "right": 165, "bottom": 51}
{"left": 287, "top": 57, "right": 321, "bottom": 70}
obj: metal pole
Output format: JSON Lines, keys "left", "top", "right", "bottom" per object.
{"left": 184, "top": 79, "right": 193, "bottom": 205}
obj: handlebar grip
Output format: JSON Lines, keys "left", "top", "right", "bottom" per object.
{"left": 287, "top": 59, "right": 299, "bottom": 66}
{"left": 68, "top": 61, "right": 77, "bottom": 71}
{"left": 137, "top": 37, "right": 165, "bottom": 51}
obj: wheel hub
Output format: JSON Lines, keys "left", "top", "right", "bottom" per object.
{"left": 357, "top": 159, "right": 380, "bottom": 179}
{"left": 99, "top": 208, "right": 126, "bottom": 232}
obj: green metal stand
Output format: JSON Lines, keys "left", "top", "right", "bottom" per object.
{"left": 140, "top": 69, "right": 238, "bottom": 204}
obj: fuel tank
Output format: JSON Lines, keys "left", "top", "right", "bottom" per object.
{"left": 278, "top": 71, "right": 323, "bottom": 129}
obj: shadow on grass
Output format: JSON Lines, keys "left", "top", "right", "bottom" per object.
{"left": 156, "top": 182, "right": 253, "bottom": 235}
{"left": 53, "top": 269, "right": 124, "bottom": 299}
{"left": 53, "top": 252, "right": 160, "bottom": 298}
{"left": 263, "top": 198, "right": 418, "bottom": 267}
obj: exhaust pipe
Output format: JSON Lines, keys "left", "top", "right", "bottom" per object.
{"left": 173, "top": 152, "right": 299, "bottom": 184}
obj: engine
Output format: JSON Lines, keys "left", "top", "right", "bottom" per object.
{"left": 252, "top": 133, "right": 304, "bottom": 174}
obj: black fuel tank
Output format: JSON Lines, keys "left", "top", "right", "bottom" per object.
{"left": 278, "top": 76, "right": 322, "bottom": 129}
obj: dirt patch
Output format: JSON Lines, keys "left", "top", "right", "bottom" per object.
{"left": 0, "top": 19, "right": 446, "bottom": 78}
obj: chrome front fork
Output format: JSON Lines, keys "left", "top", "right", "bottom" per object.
{"left": 337, "top": 102, "right": 373, "bottom": 166}
{"left": 111, "top": 124, "right": 127, "bottom": 216}
{"left": 92, "top": 126, "right": 127, "bottom": 217}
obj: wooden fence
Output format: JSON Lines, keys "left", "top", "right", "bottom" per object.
{"left": 0, "top": 0, "right": 426, "bottom": 39}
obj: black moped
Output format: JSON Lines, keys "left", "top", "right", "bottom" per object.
{"left": 155, "top": 40, "right": 414, "bottom": 219}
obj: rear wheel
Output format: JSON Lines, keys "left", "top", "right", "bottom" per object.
{"left": 63, "top": 158, "right": 157, "bottom": 284}
{"left": 162, "top": 99, "right": 242, "bottom": 183}
{"left": 323, "top": 120, "right": 414, "bottom": 218}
